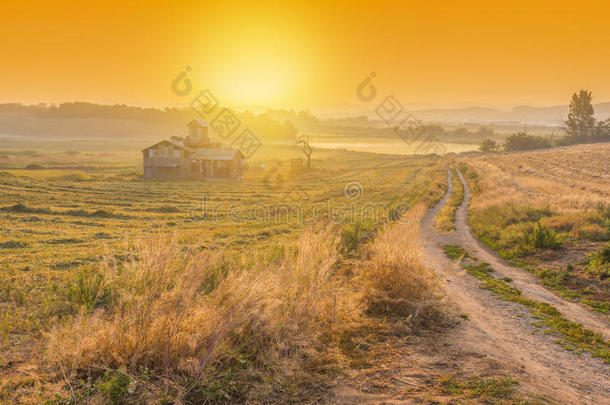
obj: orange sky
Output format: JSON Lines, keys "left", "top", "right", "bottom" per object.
{"left": 1, "top": 0, "right": 610, "bottom": 110}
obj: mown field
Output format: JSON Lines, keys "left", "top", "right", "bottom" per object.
{"left": 462, "top": 143, "right": 610, "bottom": 313}
{"left": 0, "top": 147, "right": 449, "bottom": 403}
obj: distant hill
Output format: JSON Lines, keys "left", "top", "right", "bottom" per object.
{"left": 398, "top": 103, "right": 610, "bottom": 125}
{"left": 311, "top": 102, "right": 610, "bottom": 125}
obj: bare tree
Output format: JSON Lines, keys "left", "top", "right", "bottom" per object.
{"left": 297, "top": 136, "right": 312, "bottom": 169}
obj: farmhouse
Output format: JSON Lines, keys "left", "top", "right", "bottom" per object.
{"left": 142, "top": 120, "right": 245, "bottom": 179}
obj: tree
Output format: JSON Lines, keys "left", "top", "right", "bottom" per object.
{"left": 297, "top": 136, "right": 312, "bottom": 169}
{"left": 479, "top": 138, "right": 499, "bottom": 153}
{"left": 595, "top": 118, "right": 610, "bottom": 140}
{"left": 476, "top": 127, "right": 494, "bottom": 138}
{"left": 565, "top": 90, "right": 595, "bottom": 138}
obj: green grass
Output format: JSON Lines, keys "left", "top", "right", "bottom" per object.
{"left": 439, "top": 376, "right": 522, "bottom": 403}
{"left": 434, "top": 167, "right": 464, "bottom": 231}
{"left": 444, "top": 244, "right": 610, "bottom": 363}
{"left": 443, "top": 244, "right": 469, "bottom": 260}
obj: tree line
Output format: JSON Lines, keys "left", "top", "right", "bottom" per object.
{"left": 480, "top": 90, "right": 610, "bottom": 152}
{"left": 0, "top": 102, "right": 298, "bottom": 142}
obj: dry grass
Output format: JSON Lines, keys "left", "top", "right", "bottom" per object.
{"left": 362, "top": 204, "right": 442, "bottom": 318}
{"left": 42, "top": 206, "right": 441, "bottom": 403}
{"left": 465, "top": 143, "right": 610, "bottom": 212}
{"left": 45, "top": 228, "right": 351, "bottom": 402}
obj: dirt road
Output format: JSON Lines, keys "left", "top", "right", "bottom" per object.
{"left": 418, "top": 168, "right": 610, "bottom": 404}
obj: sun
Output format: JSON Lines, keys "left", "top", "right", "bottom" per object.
{"left": 219, "top": 61, "right": 293, "bottom": 107}
{"left": 189, "top": 5, "right": 313, "bottom": 109}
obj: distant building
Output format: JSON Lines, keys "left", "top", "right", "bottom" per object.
{"left": 142, "top": 120, "right": 244, "bottom": 179}
{"left": 289, "top": 158, "right": 303, "bottom": 172}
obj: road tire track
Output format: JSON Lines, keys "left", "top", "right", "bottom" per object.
{"left": 419, "top": 167, "right": 610, "bottom": 404}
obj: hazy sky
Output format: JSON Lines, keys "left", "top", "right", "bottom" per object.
{"left": 2, "top": 0, "right": 610, "bottom": 110}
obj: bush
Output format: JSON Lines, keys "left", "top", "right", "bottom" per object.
{"left": 479, "top": 139, "right": 500, "bottom": 153}
{"left": 527, "top": 222, "right": 564, "bottom": 249}
{"left": 1, "top": 203, "right": 51, "bottom": 214}
{"left": 503, "top": 132, "right": 552, "bottom": 151}
{"left": 585, "top": 243, "right": 610, "bottom": 280}
{"left": 98, "top": 369, "right": 131, "bottom": 404}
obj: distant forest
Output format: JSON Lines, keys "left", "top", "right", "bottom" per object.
{"left": 0, "top": 103, "right": 297, "bottom": 142}
{"left": 0, "top": 102, "right": 500, "bottom": 144}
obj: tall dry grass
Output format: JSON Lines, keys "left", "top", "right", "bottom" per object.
{"left": 360, "top": 204, "right": 442, "bottom": 319}
{"left": 45, "top": 228, "right": 357, "bottom": 401}
{"left": 44, "top": 208, "right": 441, "bottom": 402}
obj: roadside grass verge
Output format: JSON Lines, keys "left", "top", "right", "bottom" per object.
{"left": 443, "top": 244, "right": 610, "bottom": 363}
{"left": 434, "top": 168, "right": 464, "bottom": 232}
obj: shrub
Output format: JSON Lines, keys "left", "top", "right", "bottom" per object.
{"left": 1, "top": 203, "right": 51, "bottom": 214}
{"left": 586, "top": 243, "right": 610, "bottom": 280}
{"left": 503, "top": 132, "right": 552, "bottom": 151}
{"left": 52, "top": 173, "right": 93, "bottom": 182}
{"left": 479, "top": 139, "right": 500, "bottom": 153}
{"left": 145, "top": 205, "right": 181, "bottom": 213}
{"left": 469, "top": 204, "right": 557, "bottom": 258}
{"left": 573, "top": 222, "right": 608, "bottom": 241}
{"left": 597, "top": 202, "right": 610, "bottom": 220}
{"left": 528, "top": 222, "right": 564, "bottom": 249}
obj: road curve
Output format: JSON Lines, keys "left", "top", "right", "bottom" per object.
{"left": 419, "top": 167, "right": 610, "bottom": 404}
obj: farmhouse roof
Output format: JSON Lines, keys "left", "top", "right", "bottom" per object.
{"left": 141, "top": 138, "right": 193, "bottom": 152}
{"left": 190, "top": 148, "right": 244, "bottom": 161}
{"left": 188, "top": 119, "right": 209, "bottom": 127}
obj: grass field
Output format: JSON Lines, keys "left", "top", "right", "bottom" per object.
{"left": 0, "top": 147, "right": 449, "bottom": 403}
{"left": 462, "top": 143, "right": 610, "bottom": 313}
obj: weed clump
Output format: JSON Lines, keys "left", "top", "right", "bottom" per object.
{"left": 439, "top": 375, "right": 519, "bottom": 401}
{"left": 527, "top": 222, "right": 564, "bottom": 249}
{"left": 340, "top": 221, "right": 375, "bottom": 255}
{"left": 585, "top": 243, "right": 610, "bottom": 280}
